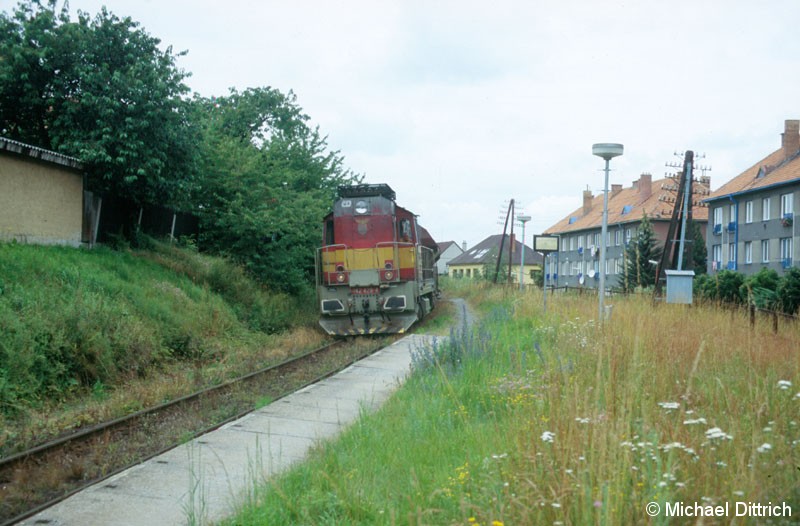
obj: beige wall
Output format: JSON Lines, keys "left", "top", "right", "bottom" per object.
{"left": 451, "top": 263, "right": 541, "bottom": 283}
{"left": 0, "top": 154, "right": 83, "bottom": 246}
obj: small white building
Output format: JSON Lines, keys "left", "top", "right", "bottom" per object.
{"left": 436, "top": 240, "right": 465, "bottom": 275}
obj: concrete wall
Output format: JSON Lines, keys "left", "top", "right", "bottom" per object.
{"left": 0, "top": 153, "right": 83, "bottom": 246}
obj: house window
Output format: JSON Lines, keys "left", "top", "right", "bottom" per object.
{"left": 780, "top": 237, "right": 793, "bottom": 267}
{"left": 615, "top": 258, "right": 623, "bottom": 274}
{"left": 466, "top": 269, "right": 471, "bottom": 278}
{"left": 713, "top": 207, "right": 723, "bottom": 227}
{"left": 578, "top": 235, "right": 584, "bottom": 250}
{"left": 762, "top": 197, "right": 771, "bottom": 221}
{"left": 744, "top": 241, "right": 752, "bottom": 264}
{"left": 712, "top": 244, "right": 722, "bottom": 271}
{"left": 762, "top": 240, "right": 770, "bottom": 263}
{"left": 614, "top": 229, "right": 621, "bottom": 246}
{"left": 730, "top": 203, "right": 737, "bottom": 223}
{"left": 728, "top": 242, "right": 736, "bottom": 268}
{"left": 745, "top": 201, "right": 753, "bottom": 224}
{"left": 594, "top": 232, "right": 601, "bottom": 246}
{"left": 781, "top": 193, "right": 794, "bottom": 218}
{"left": 625, "top": 228, "right": 632, "bottom": 244}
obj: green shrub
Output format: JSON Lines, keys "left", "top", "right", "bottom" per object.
{"left": 0, "top": 241, "right": 308, "bottom": 416}
{"left": 778, "top": 267, "right": 800, "bottom": 314}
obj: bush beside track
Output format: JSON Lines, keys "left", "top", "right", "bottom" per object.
{"left": 0, "top": 240, "right": 318, "bottom": 450}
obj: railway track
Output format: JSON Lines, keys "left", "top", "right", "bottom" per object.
{"left": 0, "top": 337, "right": 393, "bottom": 525}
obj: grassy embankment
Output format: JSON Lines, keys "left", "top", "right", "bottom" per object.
{"left": 226, "top": 279, "right": 799, "bottom": 525}
{"left": 0, "top": 240, "right": 324, "bottom": 453}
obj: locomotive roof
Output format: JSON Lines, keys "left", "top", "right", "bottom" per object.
{"left": 337, "top": 184, "right": 396, "bottom": 201}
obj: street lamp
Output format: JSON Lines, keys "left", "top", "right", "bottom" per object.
{"left": 592, "top": 143, "right": 624, "bottom": 322}
{"left": 517, "top": 215, "right": 531, "bottom": 291}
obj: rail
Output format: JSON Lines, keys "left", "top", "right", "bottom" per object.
{"left": 0, "top": 338, "right": 392, "bottom": 525}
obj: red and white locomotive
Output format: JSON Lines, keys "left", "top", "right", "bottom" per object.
{"left": 315, "top": 184, "right": 438, "bottom": 335}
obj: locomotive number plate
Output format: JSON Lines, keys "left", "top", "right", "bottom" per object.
{"left": 350, "top": 287, "right": 379, "bottom": 295}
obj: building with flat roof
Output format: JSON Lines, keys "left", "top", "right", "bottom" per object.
{"left": 0, "top": 137, "right": 85, "bottom": 246}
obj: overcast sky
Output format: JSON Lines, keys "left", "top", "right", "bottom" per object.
{"left": 50, "top": 0, "right": 800, "bottom": 248}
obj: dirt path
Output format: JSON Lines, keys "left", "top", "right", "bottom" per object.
{"left": 449, "top": 297, "right": 477, "bottom": 331}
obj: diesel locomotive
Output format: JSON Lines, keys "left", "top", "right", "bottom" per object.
{"left": 315, "top": 184, "right": 439, "bottom": 335}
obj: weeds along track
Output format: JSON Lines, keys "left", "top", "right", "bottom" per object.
{"left": 0, "top": 337, "right": 394, "bottom": 526}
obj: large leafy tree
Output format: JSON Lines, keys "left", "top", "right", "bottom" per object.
{"left": 623, "top": 214, "right": 663, "bottom": 291}
{"left": 0, "top": 0, "right": 196, "bottom": 207}
{"left": 192, "top": 88, "right": 361, "bottom": 293}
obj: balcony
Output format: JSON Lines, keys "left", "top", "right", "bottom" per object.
{"left": 782, "top": 258, "right": 793, "bottom": 269}
{"left": 726, "top": 261, "right": 737, "bottom": 271}
{"left": 727, "top": 222, "right": 736, "bottom": 232}
{"left": 713, "top": 224, "right": 722, "bottom": 235}
{"left": 781, "top": 213, "right": 793, "bottom": 227}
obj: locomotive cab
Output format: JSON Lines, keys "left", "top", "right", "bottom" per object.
{"left": 315, "top": 184, "right": 438, "bottom": 336}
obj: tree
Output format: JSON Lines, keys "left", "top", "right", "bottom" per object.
{"left": 689, "top": 220, "right": 707, "bottom": 274}
{"left": 0, "top": 1, "right": 197, "bottom": 207}
{"left": 740, "top": 267, "right": 780, "bottom": 309}
{"left": 778, "top": 267, "right": 800, "bottom": 315}
{"left": 623, "top": 214, "right": 662, "bottom": 291}
{"left": 191, "top": 88, "right": 360, "bottom": 293}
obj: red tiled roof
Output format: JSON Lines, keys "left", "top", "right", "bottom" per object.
{"left": 708, "top": 119, "right": 800, "bottom": 200}
{"left": 544, "top": 175, "right": 710, "bottom": 235}
{"left": 707, "top": 149, "right": 800, "bottom": 200}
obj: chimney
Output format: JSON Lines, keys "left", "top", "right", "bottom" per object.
{"left": 583, "top": 189, "right": 593, "bottom": 215}
{"left": 462, "top": 240, "right": 467, "bottom": 251}
{"left": 638, "top": 173, "right": 652, "bottom": 200}
{"left": 782, "top": 119, "right": 800, "bottom": 160}
{"left": 611, "top": 183, "right": 622, "bottom": 198}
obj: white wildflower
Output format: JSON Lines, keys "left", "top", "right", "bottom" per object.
{"left": 575, "top": 417, "right": 591, "bottom": 424}
{"left": 705, "top": 427, "right": 733, "bottom": 440}
{"left": 551, "top": 502, "right": 561, "bottom": 508}
{"left": 756, "top": 443, "right": 772, "bottom": 453}
{"left": 733, "top": 490, "right": 745, "bottom": 497}
{"left": 777, "top": 380, "right": 792, "bottom": 390}
{"left": 541, "top": 431, "right": 555, "bottom": 443}
{"left": 684, "top": 417, "right": 708, "bottom": 425}
{"left": 658, "top": 401, "right": 680, "bottom": 410}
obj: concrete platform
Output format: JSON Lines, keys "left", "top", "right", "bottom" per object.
{"left": 17, "top": 334, "right": 438, "bottom": 526}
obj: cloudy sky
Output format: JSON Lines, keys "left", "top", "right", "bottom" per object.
{"left": 55, "top": 0, "right": 800, "bottom": 248}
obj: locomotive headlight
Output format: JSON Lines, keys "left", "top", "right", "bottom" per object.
{"left": 355, "top": 200, "right": 368, "bottom": 214}
{"left": 336, "top": 273, "right": 346, "bottom": 283}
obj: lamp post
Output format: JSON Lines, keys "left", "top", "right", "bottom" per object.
{"left": 592, "top": 143, "right": 624, "bottom": 322}
{"left": 517, "top": 215, "right": 531, "bottom": 291}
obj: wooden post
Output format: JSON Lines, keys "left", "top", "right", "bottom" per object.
{"left": 749, "top": 304, "right": 755, "bottom": 329}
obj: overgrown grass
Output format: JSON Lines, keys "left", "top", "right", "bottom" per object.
{"left": 0, "top": 240, "right": 321, "bottom": 451}
{"left": 226, "top": 281, "right": 799, "bottom": 525}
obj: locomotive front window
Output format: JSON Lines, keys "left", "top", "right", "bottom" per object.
{"left": 355, "top": 200, "right": 368, "bottom": 214}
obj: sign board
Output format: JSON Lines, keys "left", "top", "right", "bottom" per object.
{"left": 534, "top": 235, "right": 559, "bottom": 253}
